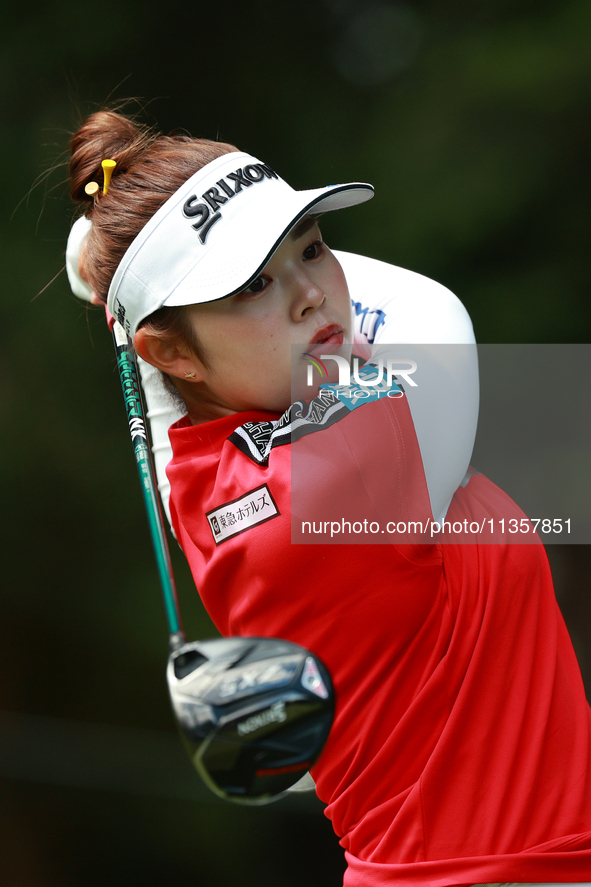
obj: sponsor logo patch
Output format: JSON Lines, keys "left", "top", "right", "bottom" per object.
{"left": 206, "top": 483, "right": 280, "bottom": 544}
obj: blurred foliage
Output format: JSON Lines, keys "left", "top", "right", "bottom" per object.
{"left": 1, "top": 0, "right": 590, "bottom": 884}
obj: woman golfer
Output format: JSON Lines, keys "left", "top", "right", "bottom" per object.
{"left": 66, "top": 109, "right": 591, "bottom": 887}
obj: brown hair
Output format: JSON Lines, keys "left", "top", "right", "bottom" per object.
{"left": 69, "top": 109, "right": 238, "bottom": 358}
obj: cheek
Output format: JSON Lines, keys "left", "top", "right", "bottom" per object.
{"left": 214, "top": 317, "right": 284, "bottom": 369}
{"left": 330, "top": 271, "right": 352, "bottom": 331}
{"left": 325, "top": 256, "right": 349, "bottom": 301}
{"left": 336, "top": 266, "right": 350, "bottom": 300}
{"left": 241, "top": 310, "right": 286, "bottom": 347}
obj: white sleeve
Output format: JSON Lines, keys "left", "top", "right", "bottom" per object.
{"left": 334, "top": 250, "right": 479, "bottom": 523}
{"left": 333, "top": 250, "right": 475, "bottom": 346}
{"left": 137, "top": 359, "right": 185, "bottom": 531}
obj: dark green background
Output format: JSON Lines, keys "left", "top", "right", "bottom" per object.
{"left": 2, "top": 1, "right": 590, "bottom": 884}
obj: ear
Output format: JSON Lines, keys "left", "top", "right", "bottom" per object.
{"left": 134, "top": 327, "right": 205, "bottom": 382}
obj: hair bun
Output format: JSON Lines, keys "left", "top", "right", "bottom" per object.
{"left": 69, "top": 110, "right": 154, "bottom": 203}
{"left": 67, "top": 109, "right": 237, "bottom": 304}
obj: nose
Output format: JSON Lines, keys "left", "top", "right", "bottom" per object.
{"left": 289, "top": 268, "right": 325, "bottom": 323}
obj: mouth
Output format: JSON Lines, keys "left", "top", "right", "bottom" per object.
{"left": 307, "top": 324, "right": 344, "bottom": 354}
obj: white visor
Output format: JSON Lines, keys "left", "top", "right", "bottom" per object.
{"left": 107, "top": 151, "right": 374, "bottom": 336}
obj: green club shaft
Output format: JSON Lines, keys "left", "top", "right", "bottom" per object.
{"left": 111, "top": 320, "right": 185, "bottom": 646}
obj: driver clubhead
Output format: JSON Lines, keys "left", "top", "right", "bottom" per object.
{"left": 167, "top": 636, "right": 334, "bottom": 804}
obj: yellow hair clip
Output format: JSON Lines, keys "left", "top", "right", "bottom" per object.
{"left": 101, "top": 159, "right": 117, "bottom": 194}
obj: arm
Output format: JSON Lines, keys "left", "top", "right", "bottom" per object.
{"left": 334, "top": 250, "right": 479, "bottom": 523}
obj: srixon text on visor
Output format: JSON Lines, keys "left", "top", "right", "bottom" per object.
{"left": 182, "top": 163, "right": 279, "bottom": 244}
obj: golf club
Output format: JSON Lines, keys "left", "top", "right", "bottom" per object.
{"left": 108, "top": 311, "right": 334, "bottom": 803}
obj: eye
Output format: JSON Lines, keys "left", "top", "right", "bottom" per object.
{"left": 239, "top": 274, "right": 270, "bottom": 297}
{"left": 303, "top": 239, "right": 323, "bottom": 261}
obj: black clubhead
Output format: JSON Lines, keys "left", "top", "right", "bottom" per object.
{"left": 167, "top": 637, "right": 334, "bottom": 804}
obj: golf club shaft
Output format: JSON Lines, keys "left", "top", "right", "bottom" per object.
{"left": 109, "top": 313, "right": 186, "bottom": 651}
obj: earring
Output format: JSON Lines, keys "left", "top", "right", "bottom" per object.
{"left": 184, "top": 372, "right": 196, "bottom": 379}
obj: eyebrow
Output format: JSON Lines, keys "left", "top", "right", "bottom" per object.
{"left": 289, "top": 215, "right": 320, "bottom": 242}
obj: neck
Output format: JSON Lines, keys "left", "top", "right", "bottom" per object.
{"left": 172, "top": 379, "right": 238, "bottom": 426}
